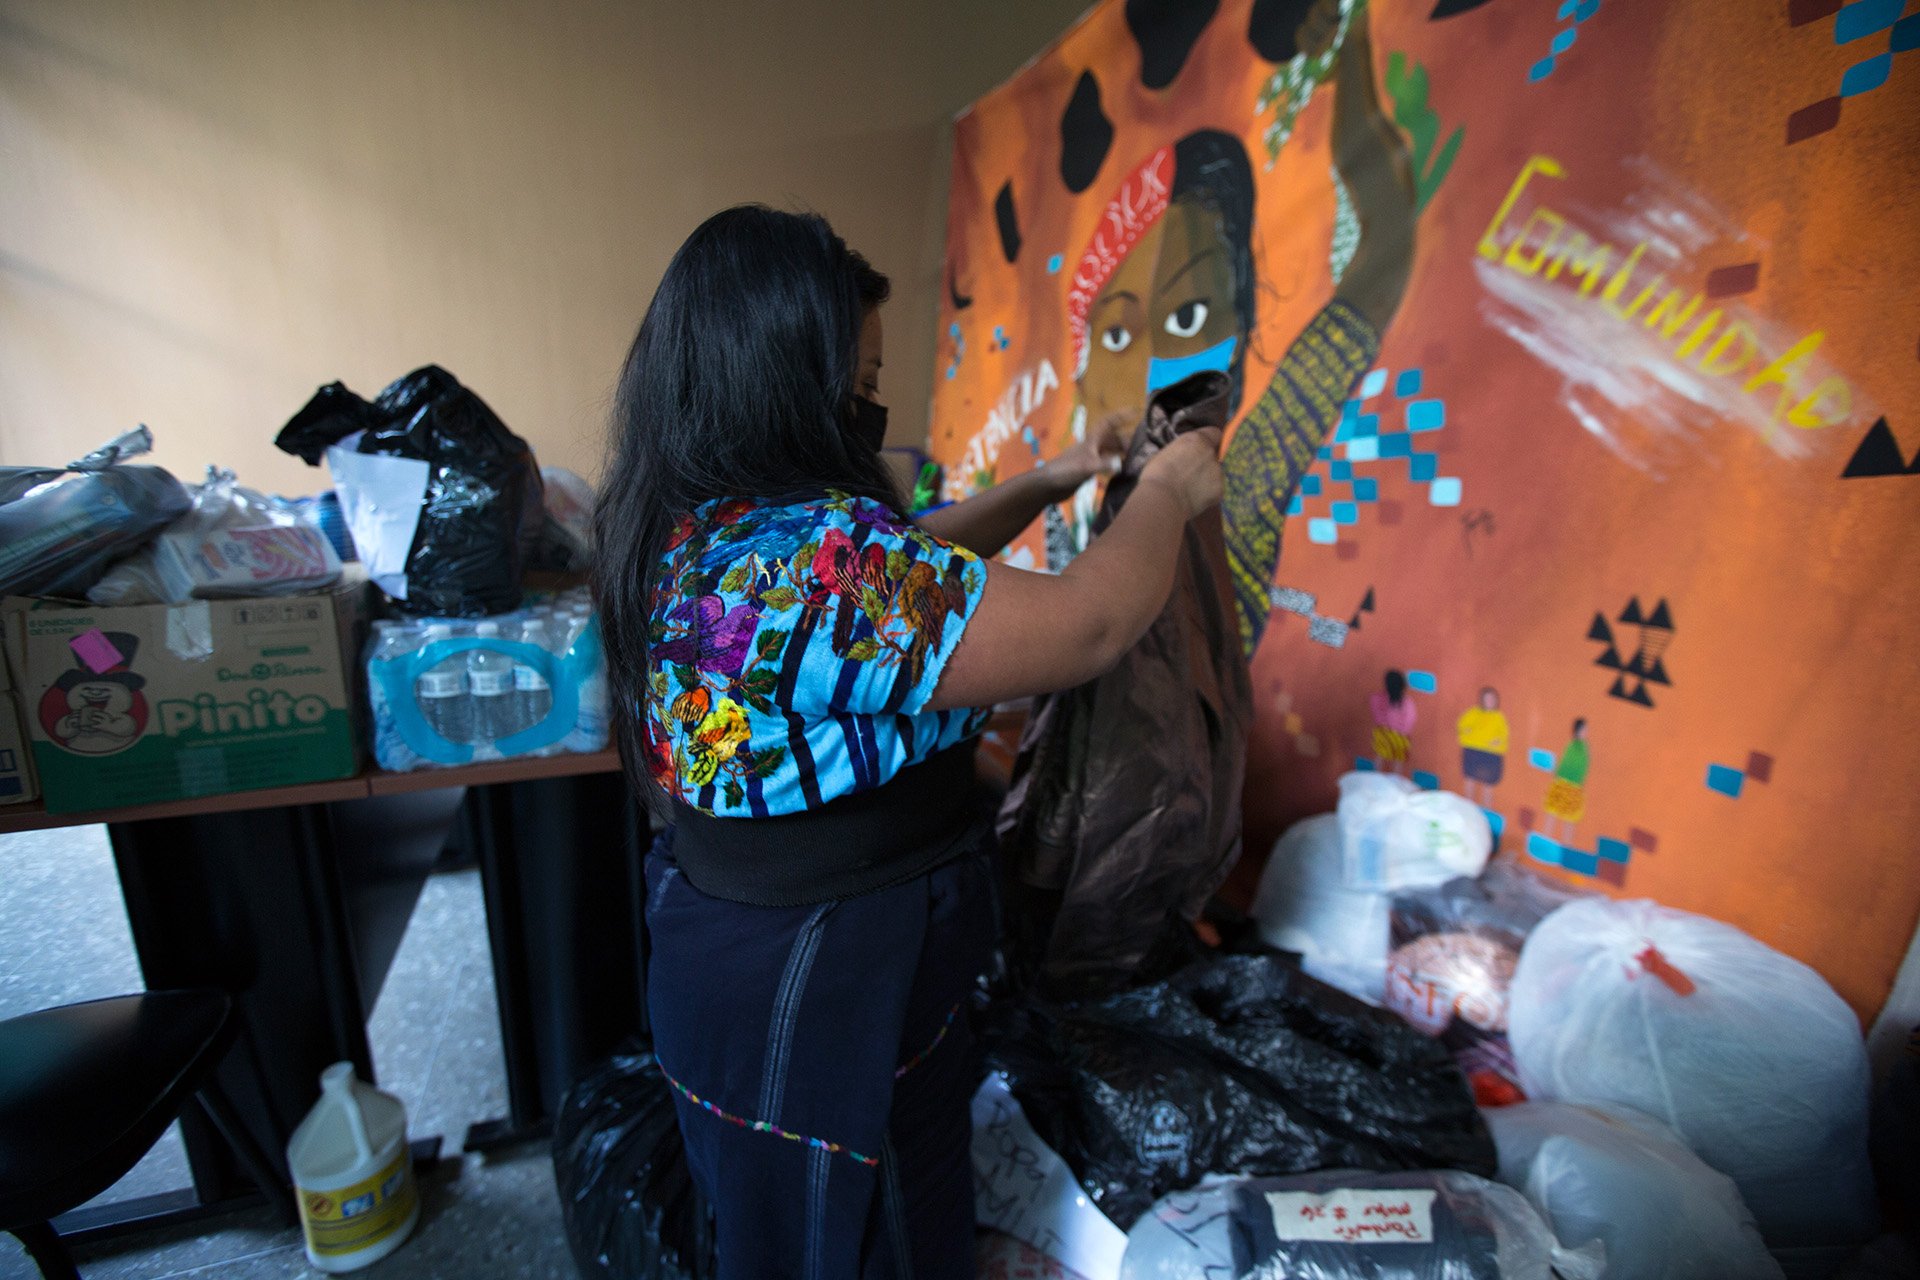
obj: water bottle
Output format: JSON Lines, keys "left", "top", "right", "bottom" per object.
{"left": 365, "top": 621, "right": 421, "bottom": 771}
{"left": 562, "top": 605, "right": 609, "bottom": 754}
{"left": 513, "top": 613, "right": 558, "bottom": 755}
{"left": 467, "top": 621, "right": 517, "bottom": 756}
{"left": 414, "top": 622, "right": 471, "bottom": 749}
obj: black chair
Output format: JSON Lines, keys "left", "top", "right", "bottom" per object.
{"left": 0, "top": 989, "right": 296, "bottom": 1279}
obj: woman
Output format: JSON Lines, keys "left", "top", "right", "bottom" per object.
{"left": 1542, "top": 718, "right": 1591, "bottom": 843}
{"left": 594, "top": 205, "right": 1222, "bottom": 1279}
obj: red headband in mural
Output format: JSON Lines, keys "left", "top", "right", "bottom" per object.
{"left": 1066, "top": 145, "right": 1173, "bottom": 375}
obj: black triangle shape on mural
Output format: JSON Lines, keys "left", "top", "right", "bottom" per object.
{"left": 1623, "top": 649, "right": 1649, "bottom": 676}
{"left": 1625, "top": 681, "right": 1656, "bottom": 708}
{"left": 1361, "top": 587, "right": 1376, "bottom": 613}
{"left": 1646, "top": 656, "right": 1672, "bottom": 686}
{"left": 994, "top": 181, "right": 1022, "bottom": 264}
{"left": 1348, "top": 613, "right": 1362, "bottom": 630}
{"left": 1646, "top": 598, "right": 1674, "bottom": 631}
{"left": 1430, "top": 0, "right": 1500, "bottom": 16}
{"left": 1586, "top": 613, "right": 1614, "bottom": 643}
{"left": 1842, "top": 417, "right": 1906, "bottom": 478}
{"left": 1595, "top": 646, "right": 1624, "bottom": 670}
{"left": 1608, "top": 674, "right": 1632, "bottom": 700}
{"left": 1619, "top": 597, "right": 1645, "bottom": 626}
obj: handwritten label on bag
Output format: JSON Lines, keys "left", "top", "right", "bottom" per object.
{"left": 1267, "top": 1188, "right": 1437, "bottom": 1244}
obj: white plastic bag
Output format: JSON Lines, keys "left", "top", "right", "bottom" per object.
{"left": 1337, "top": 771, "right": 1492, "bottom": 892}
{"left": 88, "top": 467, "right": 341, "bottom": 604}
{"left": 1486, "top": 1101, "right": 1783, "bottom": 1280}
{"left": 1120, "top": 1169, "right": 1603, "bottom": 1280}
{"left": 1507, "top": 898, "right": 1876, "bottom": 1250}
{"left": 1251, "top": 814, "right": 1390, "bottom": 1003}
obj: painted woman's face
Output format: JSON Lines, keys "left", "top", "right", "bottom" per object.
{"left": 1078, "top": 194, "right": 1241, "bottom": 423}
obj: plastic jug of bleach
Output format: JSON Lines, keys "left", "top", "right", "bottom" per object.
{"left": 286, "top": 1062, "right": 420, "bottom": 1272}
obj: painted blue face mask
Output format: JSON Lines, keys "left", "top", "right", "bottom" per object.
{"left": 1145, "top": 335, "right": 1237, "bottom": 394}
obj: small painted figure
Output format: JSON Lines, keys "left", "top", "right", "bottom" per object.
{"left": 1456, "top": 685, "right": 1510, "bottom": 805}
{"left": 1370, "top": 668, "right": 1417, "bottom": 774}
{"left": 1541, "top": 717, "right": 1590, "bottom": 842}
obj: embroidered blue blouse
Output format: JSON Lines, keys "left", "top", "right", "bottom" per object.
{"left": 641, "top": 491, "right": 989, "bottom": 817}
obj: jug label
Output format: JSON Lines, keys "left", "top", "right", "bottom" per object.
{"left": 297, "top": 1149, "right": 418, "bottom": 1257}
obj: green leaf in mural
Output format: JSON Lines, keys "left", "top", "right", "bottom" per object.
{"left": 723, "top": 779, "right": 745, "bottom": 809}
{"left": 753, "top": 746, "right": 787, "bottom": 778}
{"left": 1385, "top": 51, "right": 1464, "bottom": 212}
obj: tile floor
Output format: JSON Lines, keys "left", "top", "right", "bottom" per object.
{"left": 0, "top": 823, "right": 580, "bottom": 1279}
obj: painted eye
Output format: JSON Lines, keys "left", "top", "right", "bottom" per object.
{"left": 1100, "top": 325, "right": 1133, "bottom": 353}
{"left": 1164, "top": 300, "right": 1209, "bottom": 339}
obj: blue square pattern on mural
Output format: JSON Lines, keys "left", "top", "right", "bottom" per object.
{"left": 1319, "top": 447, "right": 1334, "bottom": 461}
{"left": 1356, "top": 413, "right": 1380, "bottom": 438}
{"left": 1561, "top": 848, "right": 1600, "bottom": 876}
{"left": 1360, "top": 368, "right": 1388, "bottom": 399}
{"left": 1309, "top": 518, "right": 1337, "bottom": 545}
{"left": 1379, "top": 433, "right": 1413, "bottom": 459}
{"left": 1895, "top": 14, "right": 1920, "bottom": 53}
{"left": 1484, "top": 808, "right": 1506, "bottom": 845}
{"left": 1530, "top": 748, "right": 1556, "bottom": 771}
{"left": 1408, "top": 670, "right": 1438, "bottom": 694}
{"left": 1706, "top": 763, "right": 1745, "bottom": 798}
{"left": 1287, "top": 494, "right": 1304, "bottom": 516}
{"left": 1841, "top": 53, "right": 1892, "bottom": 96}
{"left": 1411, "top": 454, "right": 1439, "bottom": 483}
{"left": 1331, "top": 460, "right": 1353, "bottom": 482}
{"left": 1354, "top": 756, "right": 1377, "bottom": 772}
{"left": 1332, "top": 501, "right": 1359, "bottom": 526}
{"left": 1431, "top": 477, "right": 1463, "bottom": 507}
{"left": 1407, "top": 400, "right": 1446, "bottom": 432}
{"left": 1395, "top": 368, "right": 1423, "bottom": 398}
{"left": 1353, "top": 476, "right": 1379, "bottom": 502}
{"left": 1836, "top": 0, "right": 1903, "bottom": 43}
{"left": 1303, "top": 474, "right": 1323, "bottom": 497}
{"left": 1348, "top": 437, "right": 1380, "bottom": 462}
{"left": 1412, "top": 770, "right": 1440, "bottom": 790}
{"left": 1597, "top": 837, "right": 1631, "bottom": 863}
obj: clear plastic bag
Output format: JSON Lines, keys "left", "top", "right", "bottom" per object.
{"left": 1485, "top": 1101, "right": 1783, "bottom": 1280}
{"left": 1385, "top": 866, "right": 1583, "bottom": 1106}
{"left": 0, "top": 427, "right": 191, "bottom": 599}
{"left": 1120, "top": 1169, "right": 1603, "bottom": 1280}
{"left": 1251, "top": 813, "right": 1391, "bottom": 1003}
{"left": 528, "top": 466, "right": 596, "bottom": 572}
{"left": 1337, "top": 772, "right": 1492, "bottom": 893}
{"left": 88, "top": 467, "right": 341, "bottom": 605}
{"left": 1507, "top": 898, "right": 1877, "bottom": 1249}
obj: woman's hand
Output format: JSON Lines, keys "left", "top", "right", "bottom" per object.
{"left": 1042, "top": 407, "right": 1134, "bottom": 497}
{"left": 1139, "top": 427, "right": 1224, "bottom": 518}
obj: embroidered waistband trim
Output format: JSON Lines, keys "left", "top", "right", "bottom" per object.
{"left": 660, "top": 1064, "right": 880, "bottom": 1167}
{"left": 895, "top": 1001, "right": 961, "bottom": 1080}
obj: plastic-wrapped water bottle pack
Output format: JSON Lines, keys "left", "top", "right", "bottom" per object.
{"left": 365, "top": 586, "right": 608, "bottom": 770}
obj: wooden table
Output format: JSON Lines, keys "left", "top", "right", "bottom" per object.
{"left": 3, "top": 750, "right": 648, "bottom": 1244}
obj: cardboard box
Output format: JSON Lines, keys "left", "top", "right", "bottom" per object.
{"left": 0, "top": 643, "right": 38, "bottom": 805}
{"left": 3, "top": 575, "right": 367, "bottom": 813}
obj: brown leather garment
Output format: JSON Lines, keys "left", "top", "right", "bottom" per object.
{"left": 996, "top": 372, "right": 1252, "bottom": 996}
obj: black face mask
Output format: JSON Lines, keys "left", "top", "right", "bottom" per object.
{"left": 850, "top": 395, "right": 889, "bottom": 453}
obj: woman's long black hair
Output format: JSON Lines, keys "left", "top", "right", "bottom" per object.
{"left": 593, "top": 205, "right": 897, "bottom": 804}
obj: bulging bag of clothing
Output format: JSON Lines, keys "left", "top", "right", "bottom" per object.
{"left": 551, "top": 1043, "right": 716, "bottom": 1280}
{"left": 1337, "top": 771, "right": 1492, "bottom": 893}
{"left": 981, "top": 951, "right": 1497, "bottom": 1234}
{"left": 1250, "top": 813, "right": 1391, "bottom": 1004}
{"left": 1120, "top": 1169, "right": 1602, "bottom": 1280}
{"left": 0, "top": 427, "right": 192, "bottom": 599}
{"left": 1507, "top": 898, "right": 1876, "bottom": 1249}
{"left": 997, "top": 372, "right": 1251, "bottom": 996}
{"left": 275, "top": 365, "right": 544, "bottom": 616}
{"left": 1484, "top": 1101, "right": 1783, "bottom": 1280}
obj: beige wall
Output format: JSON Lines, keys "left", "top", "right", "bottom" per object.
{"left": 0, "top": 0, "right": 1089, "bottom": 495}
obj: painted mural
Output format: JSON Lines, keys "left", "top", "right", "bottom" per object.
{"left": 926, "top": 0, "right": 1920, "bottom": 1020}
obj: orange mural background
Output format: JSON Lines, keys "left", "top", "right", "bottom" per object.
{"left": 926, "top": 0, "right": 1920, "bottom": 1020}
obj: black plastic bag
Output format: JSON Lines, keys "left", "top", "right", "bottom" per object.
{"left": 551, "top": 1043, "right": 716, "bottom": 1280}
{"left": 275, "top": 365, "right": 543, "bottom": 616}
{"left": 997, "top": 372, "right": 1251, "bottom": 999}
{"left": 981, "top": 952, "right": 1496, "bottom": 1232}
{"left": 0, "top": 427, "right": 190, "bottom": 599}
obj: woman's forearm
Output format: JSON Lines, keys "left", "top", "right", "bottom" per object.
{"left": 916, "top": 467, "right": 1070, "bottom": 557}
{"left": 1055, "top": 478, "right": 1190, "bottom": 672}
